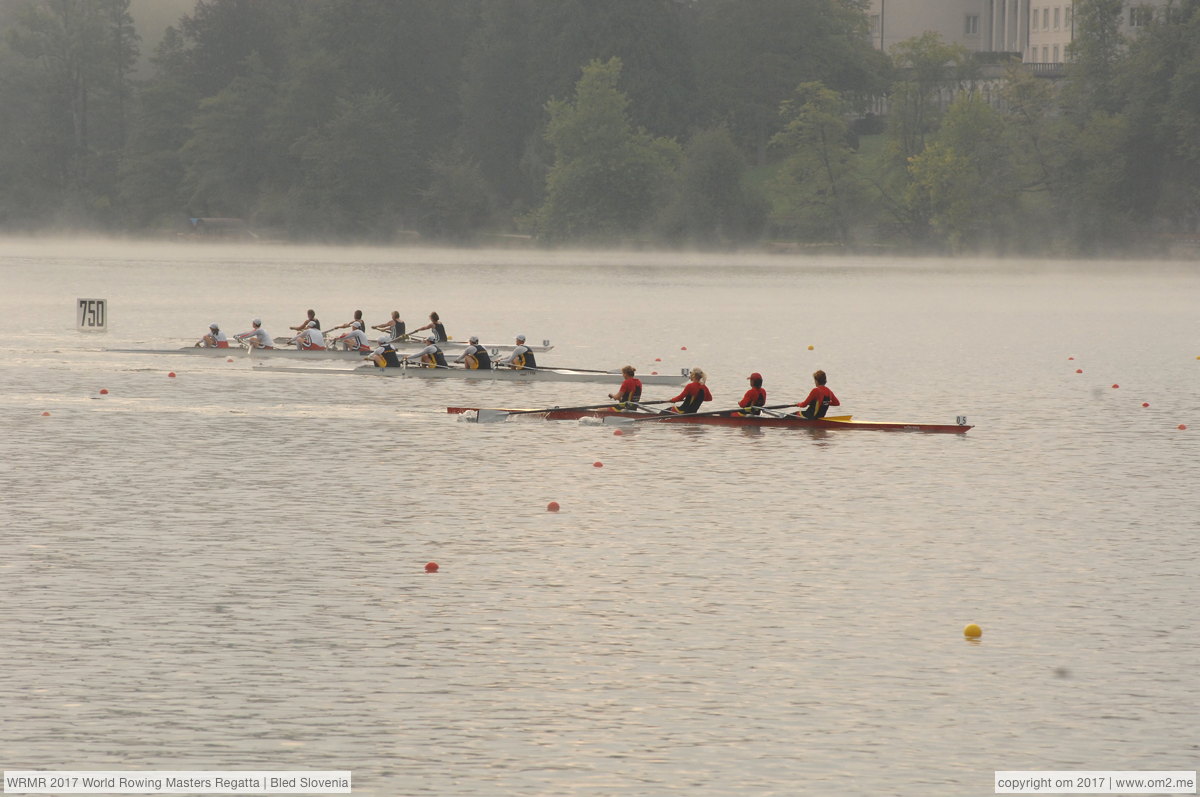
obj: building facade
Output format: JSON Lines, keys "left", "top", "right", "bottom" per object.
{"left": 866, "top": 1, "right": 1168, "bottom": 64}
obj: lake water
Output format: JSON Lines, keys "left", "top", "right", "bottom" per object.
{"left": 1, "top": 240, "right": 1196, "bottom": 796}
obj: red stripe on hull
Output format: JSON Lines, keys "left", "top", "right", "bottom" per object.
{"left": 447, "top": 407, "right": 972, "bottom": 433}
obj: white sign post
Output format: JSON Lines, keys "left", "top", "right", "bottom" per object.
{"left": 76, "top": 298, "right": 107, "bottom": 331}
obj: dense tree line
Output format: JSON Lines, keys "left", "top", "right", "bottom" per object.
{"left": 1, "top": 0, "right": 1197, "bottom": 254}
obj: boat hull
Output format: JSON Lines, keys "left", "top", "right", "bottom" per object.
{"left": 447, "top": 407, "right": 972, "bottom": 433}
{"left": 255, "top": 365, "right": 688, "bottom": 385}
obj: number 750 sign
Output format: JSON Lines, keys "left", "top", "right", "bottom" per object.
{"left": 77, "top": 298, "right": 107, "bottom": 331}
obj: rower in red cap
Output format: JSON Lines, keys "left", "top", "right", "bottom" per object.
{"left": 738, "top": 372, "right": 767, "bottom": 416}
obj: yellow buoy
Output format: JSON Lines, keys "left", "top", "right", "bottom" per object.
{"left": 963, "top": 623, "right": 982, "bottom": 638}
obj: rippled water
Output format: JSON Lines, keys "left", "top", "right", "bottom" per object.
{"left": 1, "top": 240, "right": 1197, "bottom": 796}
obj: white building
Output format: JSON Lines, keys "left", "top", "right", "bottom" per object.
{"left": 866, "top": 1, "right": 1168, "bottom": 64}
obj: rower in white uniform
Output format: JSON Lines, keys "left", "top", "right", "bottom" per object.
{"left": 295, "top": 320, "right": 326, "bottom": 351}
{"left": 235, "top": 318, "right": 273, "bottom": 349}
{"left": 196, "top": 323, "right": 229, "bottom": 348}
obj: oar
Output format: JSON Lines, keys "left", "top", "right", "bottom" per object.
{"left": 602, "top": 403, "right": 800, "bottom": 424}
{"left": 476, "top": 399, "right": 674, "bottom": 422}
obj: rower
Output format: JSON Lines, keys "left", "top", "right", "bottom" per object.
{"left": 196, "top": 323, "right": 229, "bottom": 348}
{"left": 737, "top": 372, "right": 766, "bottom": 416}
{"left": 455, "top": 336, "right": 492, "bottom": 370}
{"left": 495, "top": 335, "right": 536, "bottom": 370}
{"left": 411, "top": 311, "right": 447, "bottom": 343}
{"left": 668, "top": 367, "right": 712, "bottom": 413}
{"left": 795, "top": 369, "right": 840, "bottom": 419}
{"left": 335, "top": 320, "right": 372, "bottom": 352}
{"left": 366, "top": 334, "right": 402, "bottom": 368}
{"left": 608, "top": 365, "right": 642, "bottom": 409}
{"left": 235, "top": 318, "right": 274, "bottom": 349}
{"left": 295, "top": 320, "right": 326, "bottom": 351}
{"left": 289, "top": 309, "right": 320, "bottom": 333}
{"left": 399, "top": 336, "right": 447, "bottom": 368}
{"left": 372, "top": 311, "right": 406, "bottom": 341}
{"left": 328, "top": 309, "right": 366, "bottom": 334}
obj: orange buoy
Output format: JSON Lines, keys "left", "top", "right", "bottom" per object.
{"left": 807, "top": 345, "right": 814, "bottom": 351}
{"left": 99, "top": 388, "right": 108, "bottom": 395}
{"left": 547, "top": 501, "right": 560, "bottom": 512}
{"left": 424, "top": 562, "right": 439, "bottom": 573}
{"left": 593, "top": 461, "right": 603, "bottom": 468}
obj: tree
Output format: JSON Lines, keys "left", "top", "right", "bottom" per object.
{"left": 534, "top": 57, "right": 680, "bottom": 242}
{"left": 1065, "top": 0, "right": 1126, "bottom": 117}
{"left": 658, "top": 127, "right": 766, "bottom": 246}
{"left": 904, "top": 94, "right": 1016, "bottom": 251}
{"left": 769, "top": 82, "right": 866, "bottom": 246}
{"left": 288, "top": 90, "right": 420, "bottom": 239}
{"left": 695, "top": 0, "right": 889, "bottom": 164}
{"left": 0, "top": 0, "right": 139, "bottom": 226}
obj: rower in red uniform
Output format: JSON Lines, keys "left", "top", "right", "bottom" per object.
{"left": 669, "top": 367, "right": 712, "bottom": 413}
{"left": 796, "top": 369, "right": 840, "bottom": 419}
{"left": 738, "top": 372, "right": 766, "bottom": 416}
{"left": 608, "top": 365, "right": 642, "bottom": 409}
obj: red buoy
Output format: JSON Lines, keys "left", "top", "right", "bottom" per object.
{"left": 226, "top": 358, "right": 234, "bottom": 363}
{"left": 1075, "top": 369, "right": 1083, "bottom": 374}
{"left": 1179, "top": 424, "right": 1188, "bottom": 431}
{"left": 613, "top": 429, "right": 624, "bottom": 436}
{"left": 424, "top": 562, "right": 439, "bottom": 573}
{"left": 593, "top": 461, "right": 603, "bottom": 468}
{"left": 41, "top": 411, "right": 50, "bottom": 416}
{"left": 1068, "top": 356, "right": 1074, "bottom": 360}
{"left": 168, "top": 372, "right": 176, "bottom": 378}
{"left": 547, "top": 501, "right": 560, "bottom": 512}
{"left": 99, "top": 388, "right": 108, "bottom": 395}
{"left": 654, "top": 357, "right": 661, "bottom": 362}
{"left": 680, "top": 346, "right": 687, "bottom": 351}
{"left": 1142, "top": 402, "right": 1150, "bottom": 408}
{"left": 1112, "top": 384, "right": 1120, "bottom": 389}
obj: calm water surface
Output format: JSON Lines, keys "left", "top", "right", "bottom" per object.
{"left": 1, "top": 240, "right": 1197, "bottom": 796}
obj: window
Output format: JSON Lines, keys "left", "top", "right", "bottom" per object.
{"left": 1052, "top": 44, "right": 1059, "bottom": 62}
{"left": 1129, "top": 6, "right": 1153, "bottom": 27}
{"left": 1043, "top": 8, "right": 1049, "bottom": 29}
{"left": 965, "top": 14, "right": 979, "bottom": 35}
{"left": 1054, "top": 7, "right": 1060, "bottom": 29}
{"left": 1032, "top": 8, "right": 1039, "bottom": 31}
{"left": 1043, "top": 46, "right": 1049, "bottom": 63}
{"left": 869, "top": 13, "right": 880, "bottom": 35}
{"left": 1065, "top": 6, "right": 1071, "bottom": 28}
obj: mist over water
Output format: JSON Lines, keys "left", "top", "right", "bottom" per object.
{"left": 2, "top": 240, "right": 1197, "bottom": 796}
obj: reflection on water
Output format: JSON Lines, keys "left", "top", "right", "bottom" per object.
{"left": 1, "top": 241, "right": 1197, "bottom": 796}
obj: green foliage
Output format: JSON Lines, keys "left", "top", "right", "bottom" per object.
{"left": 769, "top": 82, "right": 867, "bottom": 246}
{"left": 535, "top": 58, "right": 680, "bottom": 242}
{"left": 658, "top": 128, "right": 767, "bottom": 245}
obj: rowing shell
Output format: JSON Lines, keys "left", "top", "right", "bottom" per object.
{"left": 447, "top": 406, "right": 973, "bottom": 433}
{"left": 107, "top": 346, "right": 371, "bottom": 361}
{"left": 254, "top": 364, "right": 689, "bottom": 386}
{"left": 273, "top": 337, "right": 554, "bottom": 352}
